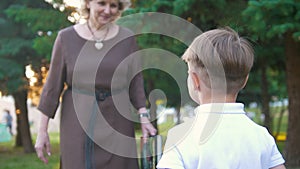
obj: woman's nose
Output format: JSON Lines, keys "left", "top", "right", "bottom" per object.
{"left": 103, "top": 5, "right": 111, "bottom": 14}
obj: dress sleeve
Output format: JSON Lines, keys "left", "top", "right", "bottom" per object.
{"left": 37, "top": 32, "right": 66, "bottom": 119}
{"left": 128, "top": 37, "right": 147, "bottom": 110}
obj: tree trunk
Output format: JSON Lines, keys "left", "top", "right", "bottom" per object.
{"left": 16, "top": 118, "right": 22, "bottom": 146}
{"left": 285, "top": 32, "right": 300, "bottom": 167}
{"left": 261, "top": 65, "right": 272, "bottom": 134}
{"left": 12, "top": 90, "right": 35, "bottom": 153}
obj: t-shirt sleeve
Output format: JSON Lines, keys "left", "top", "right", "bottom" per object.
{"left": 156, "top": 147, "right": 185, "bottom": 169}
{"left": 38, "top": 32, "right": 66, "bottom": 119}
{"left": 156, "top": 130, "right": 185, "bottom": 169}
{"left": 268, "top": 134, "right": 285, "bottom": 168}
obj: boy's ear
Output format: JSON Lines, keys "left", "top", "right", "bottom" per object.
{"left": 191, "top": 72, "right": 201, "bottom": 91}
{"left": 241, "top": 75, "right": 249, "bottom": 89}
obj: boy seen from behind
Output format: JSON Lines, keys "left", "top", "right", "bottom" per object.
{"left": 156, "top": 27, "right": 286, "bottom": 169}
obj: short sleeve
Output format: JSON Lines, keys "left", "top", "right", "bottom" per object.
{"left": 38, "top": 32, "right": 66, "bottom": 118}
{"left": 156, "top": 130, "right": 185, "bottom": 169}
{"left": 268, "top": 136, "right": 285, "bottom": 168}
{"left": 156, "top": 147, "right": 185, "bottom": 169}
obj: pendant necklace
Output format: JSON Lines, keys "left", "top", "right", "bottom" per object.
{"left": 87, "top": 22, "right": 109, "bottom": 50}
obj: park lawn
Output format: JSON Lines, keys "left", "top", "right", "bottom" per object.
{"left": 0, "top": 111, "right": 297, "bottom": 169}
{"left": 245, "top": 106, "right": 289, "bottom": 136}
{"left": 0, "top": 133, "right": 60, "bottom": 169}
{"left": 0, "top": 132, "right": 154, "bottom": 169}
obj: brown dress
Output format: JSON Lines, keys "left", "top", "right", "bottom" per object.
{"left": 38, "top": 26, "right": 146, "bottom": 169}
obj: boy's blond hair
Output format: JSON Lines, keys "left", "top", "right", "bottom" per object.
{"left": 182, "top": 27, "right": 254, "bottom": 94}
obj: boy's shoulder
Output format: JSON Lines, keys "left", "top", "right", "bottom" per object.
{"left": 166, "top": 112, "right": 273, "bottom": 145}
{"left": 169, "top": 117, "right": 195, "bottom": 135}
{"left": 163, "top": 117, "right": 200, "bottom": 150}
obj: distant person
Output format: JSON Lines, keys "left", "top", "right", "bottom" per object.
{"left": 4, "top": 109, "right": 13, "bottom": 136}
{"left": 156, "top": 27, "right": 286, "bottom": 169}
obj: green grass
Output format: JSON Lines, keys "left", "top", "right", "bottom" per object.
{"left": 0, "top": 133, "right": 60, "bottom": 169}
{"left": 246, "top": 105, "right": 289, "bottom": 134}
{"left": 0, "top": 110, "right": 296, "bottom": 169}
{"left": 0, "top": 131, "right": 166, "bottom": 169}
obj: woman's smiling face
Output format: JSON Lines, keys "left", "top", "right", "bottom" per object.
{"left": 87, "top": 0, "right": 120, "bottom": 26}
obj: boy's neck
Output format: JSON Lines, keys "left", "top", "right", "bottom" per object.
{"left": 200, "top": 93, "right": 237, "bottom": 105}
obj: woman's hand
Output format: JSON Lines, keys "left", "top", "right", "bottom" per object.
{"left": 35, "top": 113, "right": 51, "bottom": 164}
{"left": 35, "top": 131, "right": 51, "bottom": 164}
{"left": 138, "top": 107, "right": 157, "bottom": 142}
{"left": 140, "top": 117, "right": 157, "bottom": 143}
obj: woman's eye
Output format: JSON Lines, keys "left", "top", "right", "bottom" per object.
{"left": 110, "top": 3, "right": 118, "bottom": 8}
{"left": 97, "top": 1, "right": 106, "bottom": 6}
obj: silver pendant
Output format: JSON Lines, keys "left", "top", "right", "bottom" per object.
{"left": 95, "top": 41, "right": 103, "bottom": 50}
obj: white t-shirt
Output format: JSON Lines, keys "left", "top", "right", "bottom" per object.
{"left": 157, "top": 103, "right": 285, "bottom": 169}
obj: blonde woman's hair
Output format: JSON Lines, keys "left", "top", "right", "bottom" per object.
{"left": 80, "top": 0, "right": 131, "bottom": 19}
{"left": 182, "top": 27, "right": 254, "bottom": 94}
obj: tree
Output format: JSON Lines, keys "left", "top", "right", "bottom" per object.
{"left": 123, "top": 1, "right": 191, "bottom": 129}
{"left": 243, "top": 0, "right": 300, "bottom": 167}
{"left": 0, "top": 1, "right": 38, "bottom": 153}
{"left": 0, "top": 0, "right": 71, "bottom": 153}
{"left": 238, "top": 42, "right": 286, "bottom": 134}
{"left": 124, "top": 0, "right": 250, "bottom": 129}
{"left": 173, "top": 0, "right": 289, "bottom": 135}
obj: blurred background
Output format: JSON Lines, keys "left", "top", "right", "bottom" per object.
{"left": 0, "top": 0, "right": 299, "bottom": 168}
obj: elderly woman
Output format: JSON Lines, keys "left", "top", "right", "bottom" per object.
{"left": 34, "top": 0, "right": 157, "bottom": 168}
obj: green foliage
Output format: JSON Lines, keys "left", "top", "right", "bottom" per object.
{"left": 33, "top": 32, "right": 58, "bottom": 60}
{"left": 0, "top": 38, "right": 32, "bottom": 57}
{"left": 0, "top": 58, "right": 22, "bottom": 79}
{"left": 126, "top": 0, "right": 292, "bottom": 114}
{"left": 126, "top": 0, "right": 251, "bottom": 107}
{"left": 3, "top": 2, "right": 71, "bottom": 62}
{"left": 5, "top": 5, "right": 70, "bottom": 33}
{"left": 172, "top": 0, "right": 248, "bottom": 31}
{"left": 139, "top": 35, "right": 188, "bottom": 107}
{"left": 0, "top": 1, "right": 71, "bottom": 94}
{"left": 122, "top": 1, "right": 191, "bottom": 107}
{"left": 238, "top": 40, "right": 287, "bottom": 106}
{"left": 237, "top": 0, "right": 299, "bottom": 107}
{"left": 0, "top": 58, "right": 25, "bottom": 94}
{"left": 126, "top": 0, "right": 291, "bottom": 111}
{"left": 173, "top": 0, "right": 193, "bottom": 16}
{"left": 243, "top": 0, "right": 300, "bottom": 41}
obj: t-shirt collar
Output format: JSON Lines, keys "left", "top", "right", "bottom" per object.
{"left": 194, "top": 103, "right": 245, "bottom": 114}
